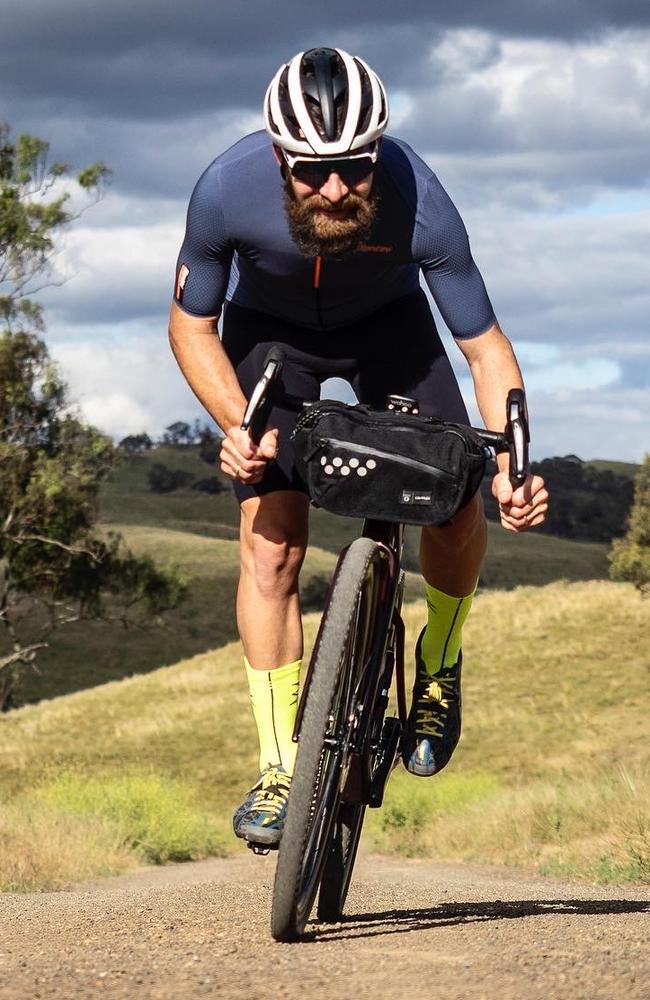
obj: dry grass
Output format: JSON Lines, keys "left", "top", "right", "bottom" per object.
{"left": 0, "top": 802, "right": 136, "bottom": 892}
{"left": 367, "top": 765, "right": 650, "bottom": 882}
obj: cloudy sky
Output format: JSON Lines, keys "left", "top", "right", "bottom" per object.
{"left": 3, "top": 0, "right": 649, "bottom": 461}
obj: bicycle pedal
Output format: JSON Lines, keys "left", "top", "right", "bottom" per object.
{"left": 246, "top": 841, "right": 276, "bottom": 856}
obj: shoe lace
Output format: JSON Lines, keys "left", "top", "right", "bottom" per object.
{"left": 250, "top": 767, "right": 291, "bottom": 817}
{"left": 415, "top": 675, "right": 457, "bottom": 739}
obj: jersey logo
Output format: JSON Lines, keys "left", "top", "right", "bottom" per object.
{"left": 175, "top": 263, "right": 190, "bottom": 302}
{"left": 357, "top": 244, "right": 393, "bottom": 254}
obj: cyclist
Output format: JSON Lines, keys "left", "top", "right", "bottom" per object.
{"left": 169, "top": 47, "right": 549, "bottom": 847}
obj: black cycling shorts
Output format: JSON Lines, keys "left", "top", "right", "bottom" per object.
{"left": 221, "top": 290, "right": 470, "bottom": 505}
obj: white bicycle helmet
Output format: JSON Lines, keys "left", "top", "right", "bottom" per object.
{"left": 264, "top": 47, "right": 389, "bottom": 159}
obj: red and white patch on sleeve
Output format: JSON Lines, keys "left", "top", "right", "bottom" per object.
{"left": 175, "top": 263, "right": 190, "bottom": 301}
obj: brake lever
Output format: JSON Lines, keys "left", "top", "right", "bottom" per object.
{"left": 240, "top": 347, "right": 284, "bottom": 441}
{"left": 506, "top": 388, "right": 530, "bottom": 487}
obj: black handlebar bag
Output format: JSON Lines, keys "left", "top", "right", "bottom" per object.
{"left": 291, "top": 401, "right": 489, "bottom": 526}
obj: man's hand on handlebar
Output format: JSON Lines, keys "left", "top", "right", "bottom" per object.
{"left": 492, "top": 471, "right": 549, "bottom": 533}
{"left": 220, "top": 426, "right": 279, "bottom": 484}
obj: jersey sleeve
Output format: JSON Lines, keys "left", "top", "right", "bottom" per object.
{"left": 173, "top": 165, "right": 233, "bottom": 317}
{"left": 415, "top": 177, "right": 497, "bottom": 339}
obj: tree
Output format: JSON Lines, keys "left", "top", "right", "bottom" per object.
{"left": 191, "top": 477, "right": 225, "bottom": 495}
{"left": 0, "top": 127, "right": 184, "bottom": 709}
{"left": 162, "top": 421, "right": 193, "bottom": 447}
{"left": 119, "top": 432, "right": 153, "bottom": 454}
{"left": 198, "top": 425, "right": 221, "bottom": 465}
{"left": 0, "top": 124, "right": 110, "bottom": 307}
{"left": 0, "top": 328, "right": 186, "bottom": 708}
{"left": 609, "top": 455, "right": 650, "bottom": 596}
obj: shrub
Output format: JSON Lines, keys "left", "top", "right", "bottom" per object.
{"left": 610, "top": 454, "right": 650, "bottom": 596}
{"left": 191, "top": 477, "right": 225, "bottom": 495}
{"left": 147, "top": 463, "right": 194, "bottom": 494}
{"left": 36, "top": 772, "right": 223, "bottom": 865}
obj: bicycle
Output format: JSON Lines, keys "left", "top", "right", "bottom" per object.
{"left": 240, "top": 348, "right": 530, "bottom": 942}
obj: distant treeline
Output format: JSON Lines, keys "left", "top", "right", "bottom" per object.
{"left": 119, "top": 420, "right": 218, "bottom": 455}
{"left": 120, "top": 427, "right": 636, "bottom": 545}
{"left": 119, "top": 422, "right": 225, "bottom": 495}
{"left": 481, "top": 455, "right": 636, "bottom": 543}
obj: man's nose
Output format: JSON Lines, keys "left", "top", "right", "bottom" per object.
{"left": 319, "top": 172, "right": 348, "bottom": 203}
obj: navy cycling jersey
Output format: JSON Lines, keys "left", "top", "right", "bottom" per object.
{"left": 174, "top": 131, "right": 496, "bottom": 338}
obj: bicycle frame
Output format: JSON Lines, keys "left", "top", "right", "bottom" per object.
{"left": 247, "top": 344, "right": 530, "bottom": 822}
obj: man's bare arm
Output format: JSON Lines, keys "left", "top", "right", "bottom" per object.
{"left": 168, "top": 301, "right": 246, "bottom": 430}
{"left": 455, "top": 323, "right": 524, "bottom": 460}
{"left": 168, "top": 301, "right": 277, "bottom": 483}
{"left": 455, "top": 322, "right": 548, "bottom": 531}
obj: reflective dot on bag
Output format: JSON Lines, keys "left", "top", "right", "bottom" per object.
{"left": 341, "top": 466, "right": 350, "bottom": 476}
{"left": 357, "top": 467, "right": 368, "bottom": 477}
{"left": 320, "top": 456, "right": 327, "bottom": 466}
{"left": 333, "top": 457, "right": 343, "bottom": 467}
{"left": 325, "top": 465, "right": 334, "bottom": 475}
{"left": 366, "top": 459, "right": 377, "bottom": 469}
{"left": 349, "top": 458, "right": 359, "bottom": 468}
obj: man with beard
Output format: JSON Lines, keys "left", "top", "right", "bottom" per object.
{"left": 169, "top": 47, "right": 548, "bottom": 847}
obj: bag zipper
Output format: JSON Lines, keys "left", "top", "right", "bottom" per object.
{"left": 295, "top": 407, "right": 487, "bottom": 459}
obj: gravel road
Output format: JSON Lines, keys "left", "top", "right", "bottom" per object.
{"left": 0, "top": 854, "right": 647, "bottom": 1000}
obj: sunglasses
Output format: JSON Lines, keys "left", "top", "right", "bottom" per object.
{"left": 282, "top": 144, "right": 380, "bottom": 189}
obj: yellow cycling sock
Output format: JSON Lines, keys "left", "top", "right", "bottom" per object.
{"left": 420, "top": 582, "right": 477, "bottom": 675}
{"left": 245, "top": 658, "right": 301, "bottom": 776}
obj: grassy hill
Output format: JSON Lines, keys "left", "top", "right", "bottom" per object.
{"left": 1, "top": 580, "right": 648, "bottom": 891}
{"left": 588, "top": 458, "right": 641, "bottom": 479}
{"left": 101, "top": 445, "right": 610, "bottom": 584}
{"left": 14, "top": 444, "right": 609, "bottom": 704}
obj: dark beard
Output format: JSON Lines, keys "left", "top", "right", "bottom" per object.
{"left": 283, "top": 187, "right": 380, "bottom": 258}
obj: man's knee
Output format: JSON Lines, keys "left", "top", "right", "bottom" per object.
{"left": 240, "top": 492, "right": 309, "bottom": 597}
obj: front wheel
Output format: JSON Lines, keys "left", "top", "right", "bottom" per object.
{"left": 270, "top": 537, "right": 387, "bottom": 942}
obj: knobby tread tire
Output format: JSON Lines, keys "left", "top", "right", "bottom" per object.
{"left": 271, "top": 537, "right": 382, "bottom": 942}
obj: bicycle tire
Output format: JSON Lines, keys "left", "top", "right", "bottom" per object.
{"left": 317, "top": 801, "right": 366, "bottom": 922}
{"left": 271, "top": 536, "right": 385, "bottom": 942}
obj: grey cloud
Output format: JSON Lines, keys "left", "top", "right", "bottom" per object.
{"left": 526, "top": 387, "right": 649, "bottom": 462}
{"left": 466, "top": 209, "right": 650, "bottom": 347}
{"left": 394, "top": 30, "right": 650, "bottom": 203}
{"left": 7, "top": 22, "right": 649, "bottom": 212}
{"left": 3, "top": 0, "right": 650, "bottom": 124}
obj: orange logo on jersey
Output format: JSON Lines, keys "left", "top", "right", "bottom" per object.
{"left": 357, "top": 244, "right": 393, "bottom": 254}
{"left": 175, "top": 263, "right": 190, "bottom": 301}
